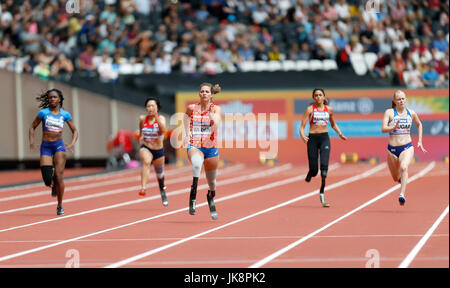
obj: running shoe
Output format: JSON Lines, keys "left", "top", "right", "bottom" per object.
{"left": 160, "top": 187, "right": 168, "bottom": 206}
{"left": 399, "top": 195, "right": 406, "bottom": 206}
{"left": 51, "top": 185, "right": 57, "bottom": 197}
{"left": 138, "top": 188, "right": 146, "bottom": 196}
{"left": 57, "top": 206, "right": 64, "bottom": 215}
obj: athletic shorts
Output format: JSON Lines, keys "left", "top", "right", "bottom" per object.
{"left": 387, "top": 142, "right": 413, "bottom": 158}
{"left": 140, "top": 145, "right": 165, "bottom": 160}
{"left": 187, "top": 145, "right": 219, "bottom": 159}
{"left": 40, "top": 139, "right": 66, "bottom": 156}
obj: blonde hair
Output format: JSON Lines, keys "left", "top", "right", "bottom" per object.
{"left": 200, "top": 83, "right": 221, "bottom": 95}
{"left": 392, "top": 90, "right": 406, "bottom": 108}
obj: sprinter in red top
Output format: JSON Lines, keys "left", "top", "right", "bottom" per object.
{"left": 299, "top": 88, "right": 346, "bottom": 207}
{"left": 138, "top": 97, "right": 168, "bottom": 207}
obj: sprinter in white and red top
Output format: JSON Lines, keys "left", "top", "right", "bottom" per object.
{"left": 382, "top": 90, "right": 426, "bottom": 206}
{"left": 299, "top": 88, "right": 346, "bottom": 207}
{"left": 184, "top": 82, "right": 222, "bottom": 220}
{"left": 138, "top": 97, "right": 168, "bottom": 206}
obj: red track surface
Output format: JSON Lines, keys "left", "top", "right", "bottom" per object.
{"left": 0, "top": 161, "right": 447, "bottom": 268}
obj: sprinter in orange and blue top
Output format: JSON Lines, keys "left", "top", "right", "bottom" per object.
{"left": 185, "top": 83, "right": 222, "bottom": 220}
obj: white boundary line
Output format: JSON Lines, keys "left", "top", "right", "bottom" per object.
{"left": 0, "top": 163, "right": 244, "bottom": 214}
{"left": 398, "top": 205, "right": 449, "bottom": 268}
{"left": 0, "top": 164, "right": 244, "bottom": 203}
{"left": 0, "top": 165, "right": 197, "bottom": 202}
{"left": 249, "top": 162, "right": 435, "bottom": 268}
{"left": 0, "top": 163, "right": 330, "bottom": 263}
{"left": 103, "top": 163, "right": 384, "bottom": 268}
{"left": 0, "top": 165, "right": 191, "bottom": 193}
{"left": 0, "top": 164, "right": 292, "bottom": 232}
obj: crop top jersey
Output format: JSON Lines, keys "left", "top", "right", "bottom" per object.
{"left": 189, "top": 103, "right": 217, "bottom": 148}
{"left": 37, "top": 108, "right": 72, "bottom": 133}
{"left": 309, "top": 104, "right": 329, "bottom": 126}
{"left": 389, "top": 108, "right": 412, "bottom": 135}
{"left": 141, "top": 115, "right": 164, "bottom": 142}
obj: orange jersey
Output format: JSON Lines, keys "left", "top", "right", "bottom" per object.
{"left": 189, "top": 103, "right": 217, "bottom": 148}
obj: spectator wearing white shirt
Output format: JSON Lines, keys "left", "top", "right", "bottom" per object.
{"left": 154, "top": 51, "right": 172, "bottom": 74}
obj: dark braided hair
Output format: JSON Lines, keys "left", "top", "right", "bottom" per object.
{"left": 36, "top": 89, "right": 64, "bottom": 109}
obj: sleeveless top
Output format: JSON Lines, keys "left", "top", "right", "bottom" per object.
{"left": 389, "top": 108, "right": 412, "bottom": 136}
{"left": 142, "top": 115, "right": 164, "bottom": 142}
{"left": 189, "top": 103, "right": 217, "bottom": 148}
{"left": 309, "top": 104, "right": 329, "bottom": 126}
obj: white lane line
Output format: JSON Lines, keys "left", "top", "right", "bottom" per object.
{"left": 104, "top": 163, "right": 383, "bottom": 268}
{"left": 2, "top": 234, "right": 448, "bottom": 243}
{"left": 0, "top": 164, "right": 244, "bottom": 214}
{"left": 0, "top": 165, "right": 194, "bottom": 202}
{"left": 0, "top": 164, "right": 291, "bottom": 232}
{"left": 2, "top": 163, "right": 243, "bottom": 201}
{"left": 0, "top": 166, "right": 183, "bottom": 193}
{"left": 250, "top": 162, "right": 435, "bottom": 268}
{"left": 0, "top": 163, "right": 297, "bottom": 263}
{"left": 398, "top": 205, "right": 449, "bottom": 268}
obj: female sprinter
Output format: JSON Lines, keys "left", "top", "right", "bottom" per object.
{"left": 185, "top": 83, "right": 222, "bottom": 220}
{"left": 299, "top": 88, "right": 346, "bottom": 207}
{"left": 29, "top": 89, "right": 78, "bottom": 215}
{"left": 138, "top": 97, "right": 168, "bottom": 206}
{"left": 381, "top": 90, "right": 426, "bottom": 206}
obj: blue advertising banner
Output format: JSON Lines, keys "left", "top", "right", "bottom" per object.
{"left": 294, "top": 120, "right": 449, "bottom": 138}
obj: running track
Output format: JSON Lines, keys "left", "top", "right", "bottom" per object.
{"left": 0, "top": 161, "right": 448, "bottom": 268}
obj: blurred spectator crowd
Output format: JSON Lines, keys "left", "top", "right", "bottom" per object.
{"left": 0, "top": 0, "right": 448, "bottom": 88}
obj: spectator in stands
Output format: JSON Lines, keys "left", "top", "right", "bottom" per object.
{"left": 268, "top": 43, "right": 282, "bottom": 61}
{"left": 23, "top": 52, "right": 39, "bottom": 74}
{"left": 433, "top": 30, "right": 448, "bottom": 52}
{"left": 77, "top": 44, "right": 97, "bottom": 77}
{"left": 391, "top": 49, "right": 407, "bottom": 85}
{"left": 298, "top": 42, "right": 311, "bottom": 60}
{"left": 238, "top": 41, "right": 255, "bottom": 62}
{"left": 404, "top": 63, "right": 424, "bottom": 89}
{"left": 422, "top": 62, "right": 440, "bottom": 88}
{"left": 215, "top": 41, "right": 233, "bottom": 70}
{"left": 50, "top": 53, "right": 74, "bottom": 80}
{"left": 254, "top": 41, "right": 268, "bottom": 61}
{"left": 0, "top": 0, "right": 447, "bottom": 85}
